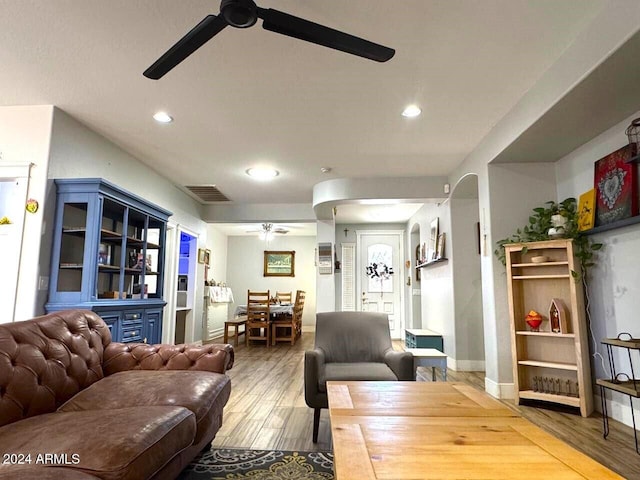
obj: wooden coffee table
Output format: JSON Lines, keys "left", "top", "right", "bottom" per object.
{"left": 327, "top": 381, "right": 622, "bottom": 480}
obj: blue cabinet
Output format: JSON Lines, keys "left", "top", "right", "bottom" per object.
{"left": 100, "top": 311, "right": 120, "bottom": 340}
{"left": 145, "top": 308, "right": 162, "bottom": 344}
{"left": 46, "top": 178, "right": 172, "bottom": 344}
{"left": 405, "top": 328, "right": 444, "bottom": 351}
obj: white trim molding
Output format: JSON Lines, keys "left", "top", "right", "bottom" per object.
{"left": 485, "top": 377, "right": 515, "bottom": 399}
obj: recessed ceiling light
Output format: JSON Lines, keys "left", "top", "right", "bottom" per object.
{"left": 246, "top": 167, "right": 279, "bottom": 180}
{"left": 401, "top": 105, "right": 421, "bottom": 118}
{"left": 153, "top": 111, "right": 173, "bottom": 123}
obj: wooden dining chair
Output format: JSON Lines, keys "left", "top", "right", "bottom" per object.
{"left": 276, "top": 291, "right": 292, "bottom": 303}
{"left": 246, "top": 290, "right": 271, "bottom": 347}
{"left": 272, "top": 289, "right": 305, "bottom": 345}
{"left": 293, "top": 290, "right": 305, "bottom": 341}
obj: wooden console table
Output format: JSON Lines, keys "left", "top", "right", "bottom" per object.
{"left": 405, "top": 348, "right": 447, "bottom": 381}
{"left": 405, "top": 328, "right": 443, "bottom": 350}
{"left": 327, "top": 381, "right": 622, "bottom": 479}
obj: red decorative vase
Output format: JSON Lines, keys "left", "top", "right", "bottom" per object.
{"left": 525, "top": 310, "right": 543, "bottom": 332}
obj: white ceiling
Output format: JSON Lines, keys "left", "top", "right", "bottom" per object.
{"left": 335, "top": 203, "right": 425, "bottom": 224}
{"left": 213, "top": 222, "right": 316, "bottom": 236}
{"left": 0, "top": 0, "right": 606, "bottom": 210}
{"left": 213, "top": 202, "right": 424, "bottom": 236}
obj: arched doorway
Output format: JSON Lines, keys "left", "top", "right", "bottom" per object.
{"left": 449, "top": 174, "right": 485, "bottom": 371}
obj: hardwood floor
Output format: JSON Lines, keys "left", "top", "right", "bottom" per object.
{"left": 209, "top": 334, "right": 640, "bottom": 478}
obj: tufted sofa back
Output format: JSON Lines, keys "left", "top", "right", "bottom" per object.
{"left": 0, "top": 309, "right": 111, "bottom": 427}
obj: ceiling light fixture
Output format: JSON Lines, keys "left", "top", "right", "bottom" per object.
{"left": 401, "top": 105, "right": 421, "bottom": 118}
{"left": 246, "top": 167, "right": 279, "bottom": 180}
{"left": 259, "top": 223, "right": 274, "bottom": 242}
{"left": 153, "top": 111, "right": 173, "bottom": 123}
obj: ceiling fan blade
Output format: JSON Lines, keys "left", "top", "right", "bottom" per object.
{"left": 143, "top": 15, "right": 228, "bottom": 80}
{"left": 257, "top": 8, "right": 394, "bottom": 62}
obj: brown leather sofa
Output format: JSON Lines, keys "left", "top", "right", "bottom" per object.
{"left": 0, "top": 309, "right": 234, "bottom": 480}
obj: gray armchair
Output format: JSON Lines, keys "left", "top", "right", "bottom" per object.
{"left": 304, "top": 311, "right": 414, "bottom": 442}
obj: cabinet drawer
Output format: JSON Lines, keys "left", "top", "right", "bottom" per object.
{"left": 123, "top": 310, "right": 143, "bottom": 323}
{"left": 121, "top": 323, "right": 143, "bottom": 343}
{"left": 416, "top": 336, "right": 444, "bottom": 350}
{"left": 145, "top": 309, "right": 162, "bottom": 344}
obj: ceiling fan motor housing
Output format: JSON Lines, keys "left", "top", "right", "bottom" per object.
{"left": 221, "top": 0, "right": 258, "bottom": 28}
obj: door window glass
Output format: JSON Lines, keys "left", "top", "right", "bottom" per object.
{"left": 366, "top": 243, "right": 393, "bottom": 292}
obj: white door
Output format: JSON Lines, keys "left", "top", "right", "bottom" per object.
{"left": 357, "top": 231, "right": 404, "bottom": 339}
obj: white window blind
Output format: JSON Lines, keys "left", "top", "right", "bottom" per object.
{"left": 341, "top": 243, "right": 356, "bottom": 311}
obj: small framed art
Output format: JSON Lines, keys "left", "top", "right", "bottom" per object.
{"left": 435, "top": 233, "right": 446, "bottom": 259}
{"left": 577, "top": 189, "right": 596, "bottom": 231}
{"left": 264, "top": 250, "right": 295, "bottom": 277}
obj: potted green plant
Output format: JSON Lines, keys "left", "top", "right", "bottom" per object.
{"left": 494, "top": 197, "right": 602, "bottom": 278}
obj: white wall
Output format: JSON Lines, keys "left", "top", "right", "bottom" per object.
{"left": 450, "top": 197, "right": 484, "bottom": 369}
{"left": 487, "top": 163, "right": 557, "bottom": 390}
{"left": 556, "top": 110, "right": 640, "bottom": 428}
{"left": 409, "top": 225, "right": 422, "bottom": 330}
{"left": 0, "top": 106, "right": 54, "bottom": 321}
{"left": 315, "top": 220, "right": 335, "bottom": 313}
{"left": 46, "top": 108, "right": 209, "bottom": 342}
{"left": 204, "top": 224, "right": 229, "bottom": 339}
{"left": 407, "top": 203, "right": 456, "bottom": 359}
{"left": 226, "top": 235, "right": 317, "bottom": 329}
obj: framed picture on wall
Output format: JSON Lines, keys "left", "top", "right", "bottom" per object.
{"left": 435, "top": 233, "right": 446, "bottom": 259}
{"left": 203, "top": 249, "right": 211, "bottom": 266}
{"left": 197, "top": 248, "right": 206, "bottom": 264}
{"left": 427, "top": 217, "right": 439, "bottom": 261}
{"left": 264, "top": 250, "right": 295, "bottom": 277}
{"left": 594, "top": 144, "right": 637, "bottom": 226}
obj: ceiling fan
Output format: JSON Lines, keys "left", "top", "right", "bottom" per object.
{"left": 143, "top": 0, "right": 395, "bottom": 80}
{"left": 247, "top": 223, "right": 289, "bottom": 240}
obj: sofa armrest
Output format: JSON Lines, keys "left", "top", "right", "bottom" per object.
{"left": 103, "top": 342, "right": 234, "bottom": 376}
{"left": 384, "top": 349, "right": 414, "bottom": 380}
{"left": 304, "top": 348, "right": 326, "bottom": 406}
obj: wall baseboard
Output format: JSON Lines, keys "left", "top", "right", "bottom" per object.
{"left": 485, "top": 377, "right": 515, "bottom": 399}
{"left": 450, "top": 359, "right": 485, "bottom": 371}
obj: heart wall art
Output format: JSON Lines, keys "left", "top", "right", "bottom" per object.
{"left": 594, "top": 144, "right": 638, "bottom": 227}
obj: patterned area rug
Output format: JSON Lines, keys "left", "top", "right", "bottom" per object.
{"left": 178, "top": 448, "right": 334, "bottom": 480}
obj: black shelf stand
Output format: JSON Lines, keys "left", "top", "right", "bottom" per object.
{"left": 596, "top": 334, "right": 640, "bottom": 454}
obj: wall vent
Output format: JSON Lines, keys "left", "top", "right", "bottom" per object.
{"left": 184, "top": 185, "right": 230, "bottom": 203}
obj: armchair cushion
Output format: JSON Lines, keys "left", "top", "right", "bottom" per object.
{"left": 319, "top": 363, "right": 398, "bottom": 392}
{"left": 0, "top": 407, "right": 195, "bottom": 480}
{"left": 58, "top": 370, "right": 231, "bottom": 444}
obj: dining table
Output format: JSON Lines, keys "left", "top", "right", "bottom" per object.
{"left": 233, "top": 303, "right": 293, "bottom": 317}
